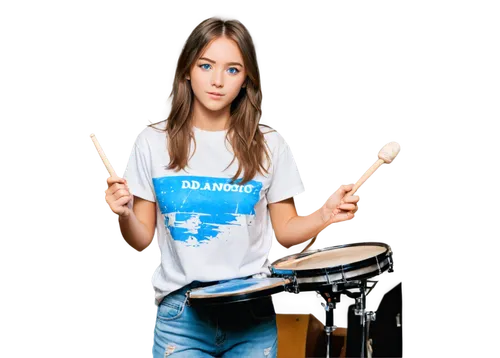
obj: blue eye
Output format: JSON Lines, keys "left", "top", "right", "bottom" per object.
{"left": 199, "top": 64, "right": 240, "bottom": 75}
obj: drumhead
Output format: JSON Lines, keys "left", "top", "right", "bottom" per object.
{"left": 187, "top": 277, "right": 290, "bottom": 305}
{"left": 271, "top": 242, "right": 393, "bottom": 289}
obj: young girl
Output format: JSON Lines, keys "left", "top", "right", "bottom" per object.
{"left": 105, "top": 17, "right": 359, "bottom": 358}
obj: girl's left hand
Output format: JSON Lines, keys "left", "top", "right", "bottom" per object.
{"left": 321, "top": 184, "right": 360, "bottom": 224}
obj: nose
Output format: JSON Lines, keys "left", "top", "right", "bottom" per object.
{"left": 211, "top": 69, "right": 224, "bottom": 88}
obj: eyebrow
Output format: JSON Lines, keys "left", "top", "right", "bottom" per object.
{"left": 198, "top": 57, "right": 243, "bottom": 67}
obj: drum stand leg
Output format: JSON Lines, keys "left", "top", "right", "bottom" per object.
{"left": 344, "top": 280, "right": 377, "bottom": 358}
{"left": 357, "top": 281, "right": 367, "bottom": 358}
{"left": 318, "top": 290, "right": 341, "bottom": 358}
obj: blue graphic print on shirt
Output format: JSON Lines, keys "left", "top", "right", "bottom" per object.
{"left": 152, "top": 176, "right": 262, "bottom": 247}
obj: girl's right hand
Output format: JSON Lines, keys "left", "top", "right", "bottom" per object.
{"left": 105, "top": 176, "right": 134, "bottom": 217}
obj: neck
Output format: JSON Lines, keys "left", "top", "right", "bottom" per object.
{"left": 191, "top": 98, "right": 230, "bottom": 131}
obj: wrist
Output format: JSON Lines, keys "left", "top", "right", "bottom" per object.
{"left": 119, "top": 211, "right": 132, "bottom": 221}
{"left": 319, "top": 204, "right": 331, "bottom": 223}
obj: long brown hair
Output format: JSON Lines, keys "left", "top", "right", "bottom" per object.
{"left": 149, "top": 17, "right": 275, "bottom": 186}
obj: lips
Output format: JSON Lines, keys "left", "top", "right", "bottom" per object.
{"left": 207, "top": 92, "right": 224, "bottom": 96}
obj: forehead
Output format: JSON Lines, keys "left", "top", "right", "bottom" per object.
{"left": 199, "top": 37, "right": 243, "bottom": 62}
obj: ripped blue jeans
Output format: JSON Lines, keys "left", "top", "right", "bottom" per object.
{"left": 152, "top": 281, "right": 277, "bottom": 357}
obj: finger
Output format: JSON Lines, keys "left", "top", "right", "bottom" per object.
{"left": 335, "top": 210, "right": 359, "bottom": 222}
{"left": 107, "top": 176, "right": 126, "bottom": 187}
{"left": 113, "top": 195, "right": 132, "bottom": 209}
{"left": 113, "top": 189, "right": 130, "bottom": 201}
{"left": 343, "top": 195, "right": 360, "bottom": 204}
{"left": 110, "top": 183, "right": 128, "bottom": 196}
{"left": 339, "top": 184, "right": 354, "bottom": 194}
{"left": 332, "top": 211, "right": 354, "bottom": 223}
{"left": 335, "top": 184, "right": 353, "bottom": 199}
{"left": 341, "top": 195, "right": 359, "bottom": 205}
{"left": 106, "top": 189, "right": 128, "bottom": 204}
{"left": 337, "top": 203, "right": 357, "bottom": 211}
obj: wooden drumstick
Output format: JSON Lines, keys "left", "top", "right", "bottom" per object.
{"left": 300, "top": 142, "right": 401, "bottom": 253}
{"left": 343, "top": 141, "right": 400, "bottom": 199}
{"left": 90, "top": 133, "right": 117, "bottom": 177}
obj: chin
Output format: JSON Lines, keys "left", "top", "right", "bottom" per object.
{"left": 204, "top": 102, "right": 228, "bottom": 112}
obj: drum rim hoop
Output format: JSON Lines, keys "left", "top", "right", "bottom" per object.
{"left": 187, "top": 280, "right": 288, "bottom": 305}
{"left": 271, "top": 242, "right": 392, "bottom": 278}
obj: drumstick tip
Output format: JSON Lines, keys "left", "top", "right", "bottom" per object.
{"left": 378, "top": 142, "right": 401, "bottom": 163}
{"left": 90, "top": 133, "right": 117, "bottom": 176}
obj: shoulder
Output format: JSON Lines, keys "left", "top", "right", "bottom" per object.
{"left": 134, "top": 120, "right": 167, "bottom": 147}
{"left": 259, "top": 124, "right": 288, "bottom": 154}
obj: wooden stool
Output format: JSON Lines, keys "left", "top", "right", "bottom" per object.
{"left": 277, "top": 314, "right": 346, "bottom": 357}
{"left": 276, "top": 311, "right": 311, "bottom": 358}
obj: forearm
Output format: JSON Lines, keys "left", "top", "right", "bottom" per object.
{"left": 118, "top": 212, "right": 152, "bottom": 252}
{"left": 278, "top": 207, "right": 329, "bottom": 249}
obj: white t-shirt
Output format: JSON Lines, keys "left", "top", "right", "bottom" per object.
{"left": 123, "top": 120, "right": 305, "bottom": 306}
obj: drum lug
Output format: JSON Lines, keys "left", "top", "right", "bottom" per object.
{"left": 285, "top": 275, "right": 300, "bottom": 294}
{"left": 388, "top": 255, "right": 394, "bottom": 273}
{"left": 340, "top": 266, "right": 347, "bottom": 284}
{"left": 330, "top": 283, "right": 339, "bottom": 293}
{"left": 366, "top": 311, "right": 376, "bottom": 322}
{"left": 354, "top": 308, "right": 377, "bottom": 322}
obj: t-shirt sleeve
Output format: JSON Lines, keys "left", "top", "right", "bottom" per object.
{"left": 123, "top": 132, "right": 156, "bottom": 202}
{"left": 266, "top": 138, "right": 305, "bottom": 204}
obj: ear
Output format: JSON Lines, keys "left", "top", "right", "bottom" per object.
{"left": 186, "top": 75, "right": 190, "bottom": 81}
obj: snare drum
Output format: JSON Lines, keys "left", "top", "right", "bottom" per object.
{"left": 187, "top": 277, "right": 291, "bottom": 306}
{"left": 271, "top": 242, "right": 393, "bottom": 292}
{"left": 187, "top": 242, "right": 393, "bottom": 306}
